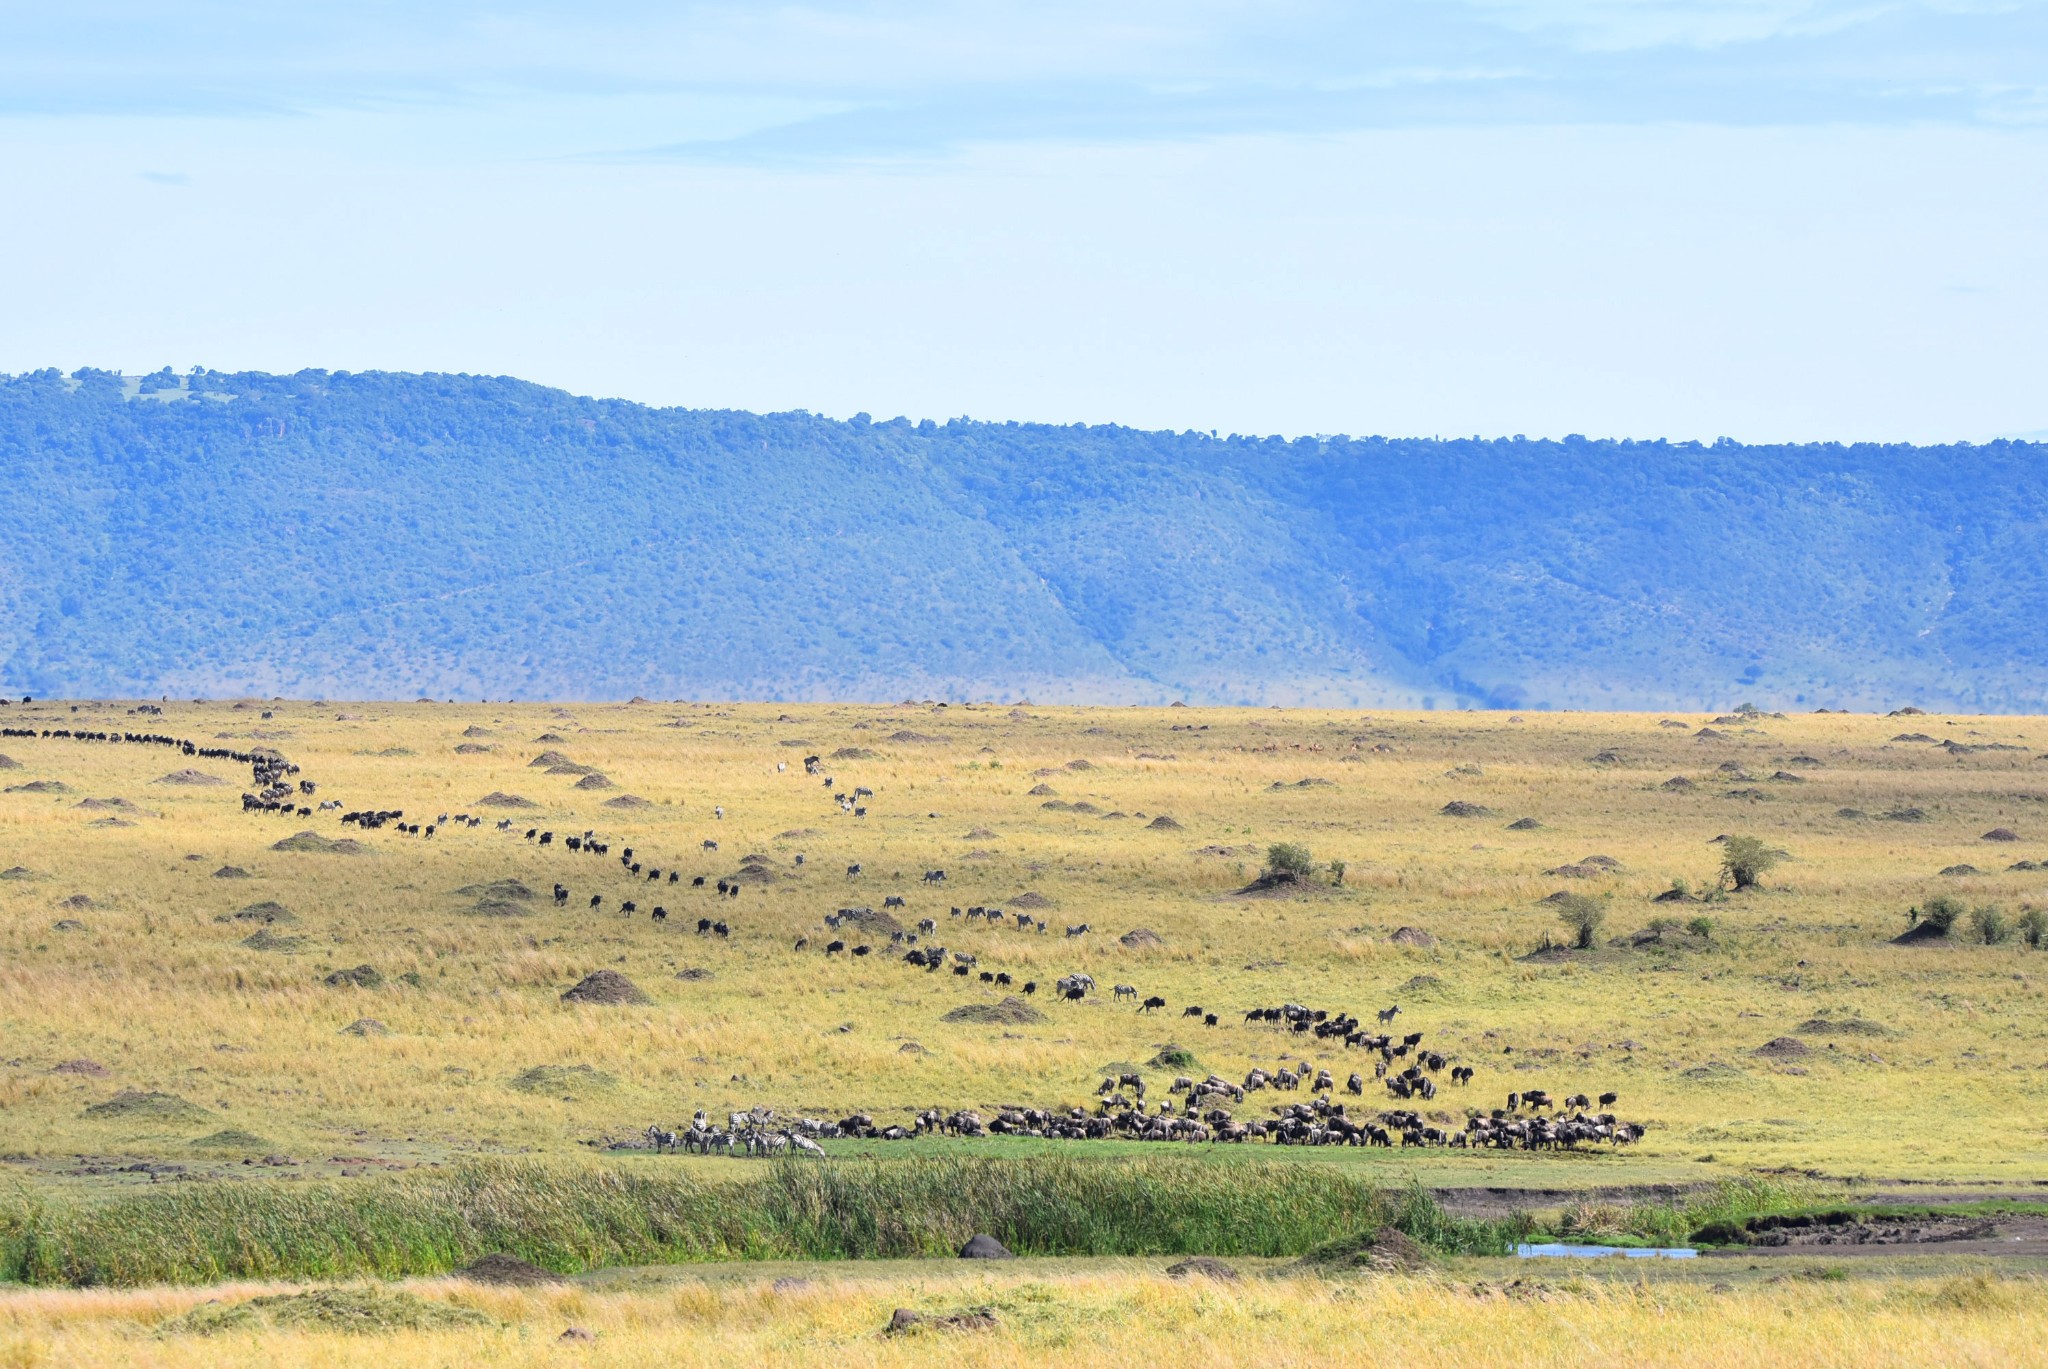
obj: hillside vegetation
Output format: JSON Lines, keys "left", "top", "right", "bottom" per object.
{"left": 3, "top": 367, "right": 2045, "bottom": 708}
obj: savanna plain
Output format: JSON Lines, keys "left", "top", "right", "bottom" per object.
{"left": 2, "top": 697, "right": 2046, "bottom": 1366}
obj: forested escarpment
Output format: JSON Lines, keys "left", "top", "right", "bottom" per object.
{"left": 1, "top": 367, "right": 2041, "bottom": 709}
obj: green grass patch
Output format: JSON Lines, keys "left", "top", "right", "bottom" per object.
{"left": 1, "top": 1155, "right": 1522, "bottom": 1287}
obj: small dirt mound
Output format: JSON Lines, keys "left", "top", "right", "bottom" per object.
{"left": 941, "top": 996, "right": 1045, "bottom": 1025}
{"left": 159, "top": 1287, "right": 496, "bottom": 1337}
{"left": 0, "top": 754, "right": 16, "bottom": 769}
{"left": 6, "top": 780, "right": 72, "bottom": 794}
{"left": 1167, "top": 1257, "right": 1240, "bottom": 1282}
{"left": 154, "top": 769, "right": 225, "bottom": 786}
{"left": 476, "top": 791, "right": 539, "bottom": 809}
{"left": 1883, "top": 807, "right": 1928, "bottom": 823}
{"left": 889, "top": 731, "right": 942, "bottom": 744}
{"left": 461, "top": 725, "right": 494, "bottom": 738}
{"left": 561, "top": 970, "right": 651, "bottom": 1005}
{"left": 1147, "top": 815, "right": 1184, "bottom": 831}
{"left": 322, "top": 965, "right": 383, "bottom": 988}
{"left": 338, "top": 1017, "right": 389, "bottom": 1036}
{"left": 837, "top": 905, "right": 903, "bottom": 934}
{"left": 1661, "top": 776, "right": 1697, "bottom": 793}
{"left": 1, "top": 866, "right": 32, "bottom": 880}
{"left": 83, "top": 1089, "right": 209, "bottom": 1122}
{"left": 1797, "top": 1016, "right": 1889, "bottom": 1038}
{"left": 57, "top": 893, "right": 96, "bottom": 910}
{"left": 240, "top": 928, "right": 305, "bottom": 953}
{"left": 603, "top": 794, "right": 652, "bottom": 809}
{"left": 51, "top": 1058, "right": 108, "bottom": 1076}
{"left": 1390, "top": 926, "right": 1437, "bottom": 948}
{"left": 509, "top": 1063, "right": 618, "bottom": 1095}
{"left": 1027, "top": 783, "right": 1057, "bottom": 797}
{"left": 75, "top": 797, "right": 140, "bottom": 811}
{"left": 533, "top": 732, "right": 566, "bottom": 742}
{"left": 830, "top": 747, "right": 878, "bottom": 760}
{"left": 1983, "top": 828, "right": 2021, "bottom": 842}
{"left": 958, "top": 1233, "right": 1015, "bottom": 1259}
{"left": 1892, "top": 921, "right": 1952, "bottom": 945}
{"left": 1544, "top": 864, "right": 1604, "bottom": 879}
{"left": 528, "top": 750, "right": 576, "bottom": 768}
{"left": 546, "top": 763, "right": 596, "bottom": 776}
{"left": 573, "top": 772, "right": 615, "bottom": 790}
{"left": 270, "top": 831, "right": 365, "bottom": 854}
{"left": 1939, "top": 864, "right": 1983, "bottom": 877}
{"left": 1010, "top": 891, "right": 1054, "bottom": 909}
{"left": 1120, "top": 927, "right": 1165, "bottom": 949}
{"left": 226, "top": 901, "right": 295, "bottom": 923}
{"left": 1755, "top": 1037, "right": 1812, "bottom": 1060}
{"left": 454, "top": 743, "right": 494, "bottom": 755}
{"left": 458, "top": 1253, "right": 565, "bottom": 1286}
{"left": 676, "top": 967, "right": 715, "bottom": 981}
{"left": 457, "top": 879, "right": 535, "bottom": 902}
{"left": 212, "top": 866, "right": 250, "bottom": 879}
{"left": 1398, "top": 974, "right": 1442, "bottom": 993}
{"left": 1149, "top": 1044, "right": 1196, "bottom": 1069}
{"left": 1505, "top": 817, "right": 1543, "bottom": 830}
{"left": 190, "top": 1129, "right": 274, "bottom": 1152}
{"left": 1298, "top": 1227, "right": 1432, "bottom": 1273}
{"left": 965, "top": 827, "right": 997, "bottom": 839}
{"left": 1439, "top": 801, "right": 1492, "bottom": 818}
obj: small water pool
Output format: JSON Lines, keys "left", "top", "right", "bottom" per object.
{"left": 1516, "top": 1243, "right": 1698, "bottom": 1259}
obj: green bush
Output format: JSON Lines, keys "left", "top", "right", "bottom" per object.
{"left": 1921, "top": 894, "right": 1965, "bottom": 933}
{"left": 2018, "top": 909, "right": 2048, "bottom": 949}
{"left": 1969, "top": 905, "right": 2012, "bottom": 945}
{"left": 1555, "top": 893, "right": 1606, "bottom": 950}
{"left": 1720, "top": 836, "right": 1781, "bottom": 891}
{"left": 1686, "top": 915, "right": 1714, "bottom": 939}
{"left": 1263, "top": 842, "right": 1315, "bottom": 882}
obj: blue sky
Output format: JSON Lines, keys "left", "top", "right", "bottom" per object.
{"left": 0, "top": 2, "right": 2042, "bottom": 441}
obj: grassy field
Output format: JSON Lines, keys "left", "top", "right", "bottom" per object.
{"left": 3, "top": 698, "right": 2048, "bottom": 1354}
{"left": 2, "top": 1257, "right": 2044, "bottom": 1368}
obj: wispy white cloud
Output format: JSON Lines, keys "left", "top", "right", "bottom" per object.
{"left": 0, "top": 1, "right": 2038, "bottom": 162}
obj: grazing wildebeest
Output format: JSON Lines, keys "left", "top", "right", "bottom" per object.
{"left": 692, "top": 875, "right": 706, "bottom": 887}
{"left": 1203, "top": 1014, "right": 1218, "bottom": 1027}
{"left": 589, "top": 895, "right": 603, "bottom": 911}
{"left": 825, "top": 940, "right": 845, "bottom": 955}
{"left": 1021, "top": 981, "right": 1037, "bottom": 994}
{"left": 697, "top": 918, "right": 713, "bottom": 934}
{"left": 1599, "top": 1091, "right": 1618, "bottom": 1107}
{"left": 1140, "top": 996, "right": 1165, "bottom": 1014}
{"left": 651, "top": 906, "right": 667, "bottom": 922}
{"left": 1183, "top": 1005, "right": 1204, "bottom": 1018}
{"left": 851, "top": 944, "right": 869, "bottom": 956}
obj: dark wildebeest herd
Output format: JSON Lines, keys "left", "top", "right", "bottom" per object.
{"left": 9, "top": 713, "right": 1643, "bottom": 1161}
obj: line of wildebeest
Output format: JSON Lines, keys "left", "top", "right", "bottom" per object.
{"left": 17, "top": 721, "right": 1643, "bottom": 1156}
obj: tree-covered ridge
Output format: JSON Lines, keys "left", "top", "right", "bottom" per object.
{"left": 1, "top": 367, "right": 2041, "bottom": 709}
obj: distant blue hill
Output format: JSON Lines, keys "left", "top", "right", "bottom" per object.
{"left": 2, "top": 366, "right": 2043, "bottom": 710}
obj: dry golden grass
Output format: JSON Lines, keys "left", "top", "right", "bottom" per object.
{"left": 2, "top": 1262, "right": 2044, "bottom": 1368}
{"left": 2, "top": 697, "right": 2047, "bottom": 1187}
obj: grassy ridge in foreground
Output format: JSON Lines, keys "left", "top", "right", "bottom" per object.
{"left": 1, "top": 1156, "right": 1522, "bottom": 1287}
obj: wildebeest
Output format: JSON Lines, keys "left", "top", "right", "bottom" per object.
{"left": 1140, "top": 995, "right": 1166, "bottom": 1014}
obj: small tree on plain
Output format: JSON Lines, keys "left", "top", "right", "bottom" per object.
{"left": 1720, "top": 836, "right": 1781, "bottom": 891}
{"left": 1264, "top": 842, "right": 1315, "bottom": 883}
{"left": 1556, "top": 893, "right": 1607, "bottom": 950}
{"left": 2018, "top": 908, "right": 2048, "bottom": 949}
{"left": 1920, "top": 894, "right": 1965, "bottom": 934}
{"left": 1969, "top": 905, "right": 2012, "bottom": 945}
